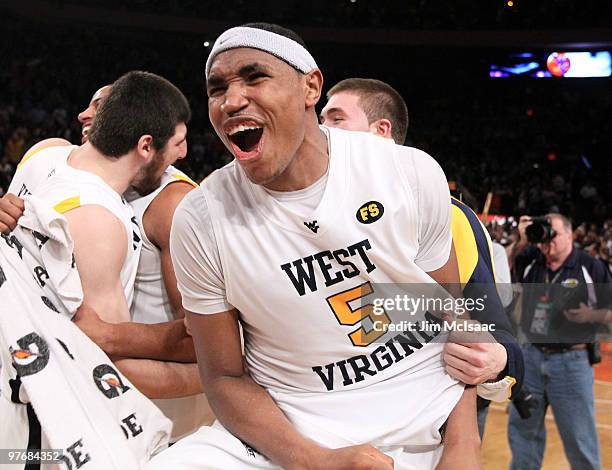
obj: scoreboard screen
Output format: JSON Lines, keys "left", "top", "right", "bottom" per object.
{"left": 490, "top": 51, "right": 611, "bottom": 78}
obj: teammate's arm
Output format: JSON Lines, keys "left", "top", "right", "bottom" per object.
{"left": 64, "top": 205, "right": 131, "bottom": 323}
{"left": 144, "top": 180, "right": 195, "bottom": 318}
{"left": 427, "top": 237, "right": 508, "bottom": 386}
{"left": 113, "top": 357, "right": 202, "bottom": 399}
{"left": 435, "top": 387, "right": 482, "bottom": 470}
{"left": 72, "top": 300, "right": 201, "bottom": 397}
{"left": 71, "top": 181, "right": 198, "bottom": 362}
{"left": 443, "top": 218, "right": 512, "bottom": 386}
{"left": 73, "top": 182, "right": 197, "bottom": 361}
{"left": 0, "top": 194, "right": 24, "bottom": 233}
{"left": 73, "top": 305, "right": 196, "bottom": 362}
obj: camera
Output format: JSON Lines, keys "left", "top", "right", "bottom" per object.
{"left": 512, "top": 386, "right": 538, "bottom": 419}
{"left": 525, "top": 216, "right": 556, "bottom": 244}
{"left": 587, "top": 342, "right": 602, "bottom": 365}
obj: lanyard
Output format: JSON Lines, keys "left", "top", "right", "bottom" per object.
{"left": 543, "top": 268, "right": 563, "bottom": 299}
{"left": 545, "top": 269, "right": 563, "bottom": 285}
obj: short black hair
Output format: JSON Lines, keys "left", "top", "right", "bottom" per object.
{"left": 327, "top": 78, "right": 409, "bottom": 145}
{"left": 89, "top": 71, "right": 191, "bottom": 157}
{"left": 242, "top": 22, "right": 307, "bottom": 49}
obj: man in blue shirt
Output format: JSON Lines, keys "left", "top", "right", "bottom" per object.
{"left": 509, "top": 213, "right": 611, "bottom": 470}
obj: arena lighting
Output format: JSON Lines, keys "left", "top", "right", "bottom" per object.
{"left": 507, "top": 0, "right": 514, "bottom": 7}
{"left": 203, "top": 41, "right": 210, "bottom": 47}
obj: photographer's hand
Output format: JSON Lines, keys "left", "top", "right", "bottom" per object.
{"left": 517, "top": 215, "right": 533, "bottom": 244}
{"left": 565, "top": 302, "right": 612, "bottom": 324}
{"left": 508, "top": 215, "right": 533, "bottom": 273}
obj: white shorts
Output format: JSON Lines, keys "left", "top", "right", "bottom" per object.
{"left": 144, "top": 421, "right": 443, "bottom": 470}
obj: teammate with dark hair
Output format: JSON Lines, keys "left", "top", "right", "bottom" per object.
{"left": 0, "top": 73, "right": 213, "bottom": 443}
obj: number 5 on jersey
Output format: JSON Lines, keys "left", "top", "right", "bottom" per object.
{"left": 326, "top": 282, "right": 390, "bottom": 347}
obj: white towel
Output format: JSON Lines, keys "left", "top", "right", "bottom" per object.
{"left": 0, "top": 196, "right": 171, "bottom": 469}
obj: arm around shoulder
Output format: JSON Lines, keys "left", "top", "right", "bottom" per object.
{"left": 144, "top": 180, "right": 195, "bottom": 317}
{"left": 64, "top": 204, "right": 131, "bottom": 324}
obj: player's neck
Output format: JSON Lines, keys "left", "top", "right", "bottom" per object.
{"left": 68, "top": 143, "right": 137, "bottom": 195}
{"left": 263, "top": 125, "right": 329, "bottom": 192}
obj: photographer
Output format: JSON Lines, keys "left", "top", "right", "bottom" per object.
{"left": 508, "top": 213, "right": 611, "bottom": 470}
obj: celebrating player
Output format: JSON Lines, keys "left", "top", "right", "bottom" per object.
{"left": 148, "top": 23, "right": 483, "bottom": 469}
{"left": 0, "top": 77, "right": 213, "bottom": 442}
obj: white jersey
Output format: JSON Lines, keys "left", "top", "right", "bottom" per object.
{"left": 33, "top": 148, "right": 141, "bottom": 306}
{"left": 171, "top": 127, "right": 463, "bottom": 448}
{"left": 126, "top": 166, "right": 197, "bottom": 324}
{"left": 126, "top": 166, "right": 213, "bottom": 441}
{"left": 8, "top": 144, "right": 73, "bottom": 197}
{"left": 8, "top": 145, "right": 212, "bottom": 439}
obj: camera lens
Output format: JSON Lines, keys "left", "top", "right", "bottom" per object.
{"left": 526, "top": 223, "right": 545, "bottom": 243}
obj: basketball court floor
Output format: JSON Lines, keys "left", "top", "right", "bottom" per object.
{"left": 481, "top": 344, "right": 612, "bottom": 468}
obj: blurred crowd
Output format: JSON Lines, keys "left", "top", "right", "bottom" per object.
{"left": 418, "top": 81, "right": 612, "bottom": 224}
{"left": 72, "top": 0, "right": 609, "bottom": 30}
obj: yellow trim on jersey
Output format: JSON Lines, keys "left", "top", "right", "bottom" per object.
{"left": 504, "top": 375, "right": 517, "bottom": 401}
{"left": 17, "top": 145, "right": 58, "bottom": 170}
{"left": 171, "top": 172, "right": 198, "bottom": 188}
{"left": 53, "top": 196, "right": 81, "bottom": 214}
{"left": 451, "top": 204, "right": 478, "bottom": 286}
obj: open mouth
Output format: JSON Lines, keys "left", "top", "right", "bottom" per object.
{"left": 226, "top": 123, "right": 264, "bottom": 161}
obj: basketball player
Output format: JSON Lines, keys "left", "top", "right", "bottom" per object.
{"left": 0, "top": 71, "right": 191, "bottom": 456}
{"left": 36, "top": 70, "right": 190, "bottom": 324}
{"left": 0, "top": 81, "right": 213, "bottom": 440}
{"left": 78, "top": 84, "right": 112, "bottom": 144}
{"left": 320, "top": 78, "right": 522, "bottom": 397}
{"left": 148, "top": 23, "right": 482, "bottom": 469}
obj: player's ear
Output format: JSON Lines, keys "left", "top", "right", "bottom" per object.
{"left": 370, "top": 119, "right": 393, "bottom": 140}
{"left": 136, "top": 135, "right": 154, "bottom": 162}
{"left": 304, "top": 69, "right": 323, "bottom": 108}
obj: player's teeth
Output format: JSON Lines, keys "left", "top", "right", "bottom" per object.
{"left": 228, "top": 125, "right": 261, "bottom": 135}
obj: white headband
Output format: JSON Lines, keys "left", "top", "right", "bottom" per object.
{"left": 205, "top": 26, "right": 318, "bottom": 79}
